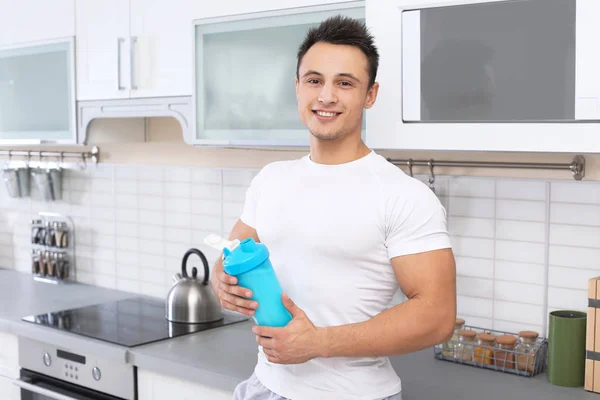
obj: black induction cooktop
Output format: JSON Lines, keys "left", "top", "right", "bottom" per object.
{"left": 22, "top": 296, "right": 249, "bottom": 347}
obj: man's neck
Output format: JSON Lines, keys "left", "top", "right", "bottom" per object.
{"left": 309, "top": 135, "right": 371, "bottom": 165}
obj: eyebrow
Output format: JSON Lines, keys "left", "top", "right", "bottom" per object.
{"left": 301, "top": 70, "right": 361, "bottom": 83}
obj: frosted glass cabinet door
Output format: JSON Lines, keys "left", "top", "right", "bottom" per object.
{"left": 401, "top": 0, "right": 599, "bottom": 123}
{"left": 0, "top": 39, "right": 76, "bottom": 143}
{"left": 192, "top": 5, "right": 364, "bottom": 146}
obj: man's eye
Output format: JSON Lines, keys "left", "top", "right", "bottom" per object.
{"left": 307, "top": 79, "right": 320, "bottom": 84}
{"left": 340, "top": 81, "right": 352, "bottom": 87}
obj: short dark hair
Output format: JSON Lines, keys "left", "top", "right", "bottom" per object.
{"left": 296, "top": 15, "right": 379, "bottom": 88}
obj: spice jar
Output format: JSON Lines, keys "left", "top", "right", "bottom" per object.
{"left": 515, "top": 331, "right": 539, "bottom": 373}
{"left": 495, "top": 334, "right": 517, "bottom": 369}
{"left": 474, "top": 333, "right": 496, "bottom": 365}
{"left": 442, "top": 318, "right": 465, "bottom": 357}
{"left": 454, "top": 329, "right": 477, "bottom": 361}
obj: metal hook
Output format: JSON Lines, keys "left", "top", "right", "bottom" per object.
{"left": 406, "top": 159, "right": 414, "bottom": 177}
{"left": 26, "top": 151, "right": 31, "bottom": 168}
{"left": 60, "top": 152, "right": 65, "bottom": 169}
{"left": 78, "top": 153, "right": 87, "bottom": 170}
{"left": 427, "top": 159, "right": 436, "bottom": 194}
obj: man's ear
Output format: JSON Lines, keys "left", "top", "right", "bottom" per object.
{"left": 364, "top": 82, "right": 380, "bottom": 109}
{"left": 295, "top": 76, "right": 299, "bottom": 99}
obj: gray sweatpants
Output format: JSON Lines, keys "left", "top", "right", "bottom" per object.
{"left": 233, "top": 373, "right": 403, "bottom": 400}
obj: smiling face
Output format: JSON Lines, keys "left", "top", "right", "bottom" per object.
{"left": 296, "top": 42, "right": 379, "bottom": 142}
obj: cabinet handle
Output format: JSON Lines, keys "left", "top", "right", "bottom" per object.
{"left": 117, "top": 37, "right": 125, "bottom": 91}
{"left": 130, "top": 36, "right": 138, "bottom": 90}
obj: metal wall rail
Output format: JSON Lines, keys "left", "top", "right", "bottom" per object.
{"left": 0, "top": 146, "right": 99, "bottom": 166}
{"left": 387, "top": 155, "right": 585, "bottom": 181}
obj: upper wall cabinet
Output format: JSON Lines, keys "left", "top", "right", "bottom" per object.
{"left": 0, "top": 0, "right": 75, "bottom": 47}
{"left": 0, "top": 39, "right": 76, "bottom": 144}
{"left": 366, "top": 0, "right": 600, "bottom": 153}
{"left": 188, "top": 1, "right": 365, "bottom": 147}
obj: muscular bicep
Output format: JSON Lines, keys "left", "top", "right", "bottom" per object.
{"left": 391, "top": 248, "right": 456, "bottom": 307}
{"left": 229, "top": 219, "right": 261, "bottom": 243}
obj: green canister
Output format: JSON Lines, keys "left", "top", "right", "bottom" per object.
{"left": 547, "top": 310, "right": 587, "bottom": 387}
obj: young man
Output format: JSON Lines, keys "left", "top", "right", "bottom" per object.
{"left": 211, "top": 16, "right": 457, "bottom": 400}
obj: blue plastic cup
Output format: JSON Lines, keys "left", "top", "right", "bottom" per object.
{"left": 222, "top": 238, "right": 292, "bottom": 327}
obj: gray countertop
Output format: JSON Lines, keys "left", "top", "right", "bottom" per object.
{"left": 1, "top": 268, "right": 596, "bottom": 399}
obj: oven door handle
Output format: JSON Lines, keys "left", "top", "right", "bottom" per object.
{"left": 13, "top": 378, "right": 80, "bottom": 400}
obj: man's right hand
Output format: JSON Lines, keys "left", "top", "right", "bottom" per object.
{"left": 213, "top": 265, "right": 258, "bottom": 317}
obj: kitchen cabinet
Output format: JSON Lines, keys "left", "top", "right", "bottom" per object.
{"left": 0, "top": 0, "right": 75, "bottom": 47}
{"left": 0, "top": 38, "right": 77, "bottom": 144}
{"left": 0, "top": 332, "right": 19, "bottom": 379}
{"left": 0, "top": 375, "right": 19, "bottom": 400}
{"left": 189, "top": 1, "right": 364, "bottom": 147}
{"left": 75, "top": 0, "right": 131, "bottom": 100}
{"left": 137, "top": 368, "right": 232, "bottom": 400}
{"left": 366, "top": 0, "right": 600, "bottom": 153}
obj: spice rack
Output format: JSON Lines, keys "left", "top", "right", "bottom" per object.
{"left": 433, "top": 325, "right": 548, "bottom": 377}
{"left": 30, "top": 212, "right": 76, "bottom": 284}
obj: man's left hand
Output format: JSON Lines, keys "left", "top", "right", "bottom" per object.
{"left": 252, "top": 293, "right": 326, "bottom": 364}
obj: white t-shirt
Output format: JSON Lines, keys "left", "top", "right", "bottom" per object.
{"left": 240, "top": 150, "right": 451, "bottom": 400}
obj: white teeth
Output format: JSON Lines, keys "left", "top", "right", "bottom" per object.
{"left": 316, "top": 111, "right": 337, "bottom": 117}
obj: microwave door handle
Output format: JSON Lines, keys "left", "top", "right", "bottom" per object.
{"left": 12, "top": 378, "right": 81, "bottom": 400}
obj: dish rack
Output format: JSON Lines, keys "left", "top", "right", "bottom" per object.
{"left": 433, "top": 325, "right": 548, "bottom": 377}
{"left": 30, "top": 212, "right": 76, "bottom": 284}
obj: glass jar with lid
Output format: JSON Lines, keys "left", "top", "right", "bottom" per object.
{"left": 442, "top": 318, "right": 465, "bottom": 357}
{"left": 515, "top": 331, "right": 539, "bottom": 372}
{"left": 454, "top": 329, "right": 477, "bottom": 361}
{"left": 473, "top": 333, "right": 496, "bottom": 365}
{"left": 495, "top": 334, "right": 517, "bottom": 369}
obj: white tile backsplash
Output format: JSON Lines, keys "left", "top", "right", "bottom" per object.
{"left": 551, "top": 181, "right": 600, "bottom": 204}
{"left": 456, "top": 277, "right": 494, "bottom": 299}
{"left": 448, "top": 216, "right": 494, "bottom": 238}
{"left": 496, "top": 199, "right": 547, "bottom": 222}
{"left": 549, "top": 224, "right": 600, "bottom": 248}
{"left": 494, "top": 281, "right": 544, "bottom": 306}
{"left": 450, "top": 236, "right": 494, "bottom": 259}
{"left": 496, "top": 180, "right": 547, "bottom": 201}
{"left": 548, "top": 245, "right": 600, "bottom": 270}
{"left": 495, "top": 220, "right": 546, "bottom": 243}
{"left": 550, "top": 203, "right": 600, "bottom": 227}
{"left": 548, "top": 266, "right": 600, "bottom": 291}
{"left": 2, "top": 165, "right": 598, "bottom": 338}
{"left": 449, "top": 178, "right": 495, "bottom": 198}
{"left": 455, "top": 256, "right": 494, "bottom": 279}
{"left": 494, "top": 260, "right": 545, "bottom": 285}
{"left": 495, "top": 240, "right": 545, "bottom": 264}
{"left": 448, "top": 197, "right": 495, "bottom": 218}
{"left": 547, "top": 287, "right": 587, "bottom": 311}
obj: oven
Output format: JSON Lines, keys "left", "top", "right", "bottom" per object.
{"left": 16, "top": 337, "right": 135, "bottom": 400}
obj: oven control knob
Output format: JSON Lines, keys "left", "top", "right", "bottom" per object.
{"left": 92, "top": 366, "right": 101, "bottom": 381}
{"left": 43, "top": 353, "right": 51, "bottom": 367}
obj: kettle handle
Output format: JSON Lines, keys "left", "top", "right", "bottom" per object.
{"left": 181, "top": 248, "right": 210, "bottom": 286}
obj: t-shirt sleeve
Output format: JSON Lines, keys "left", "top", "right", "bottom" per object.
{"left": 239, "top": 167, "right": 268, "bottom": 229}
{"left": 384, "top": 182, "right": 452, "bottom": 259}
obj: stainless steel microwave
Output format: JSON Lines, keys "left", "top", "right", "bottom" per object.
{"left": 400, "top": 0, "right": 600, "bottom": 123}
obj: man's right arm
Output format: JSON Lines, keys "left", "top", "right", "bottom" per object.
{"left": 210, "top": 219, "right": 260, "bottom": 317}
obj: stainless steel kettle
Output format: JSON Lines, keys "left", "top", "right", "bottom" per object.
{"left": 165, "top": 248, "right": 223, "bottom": 324}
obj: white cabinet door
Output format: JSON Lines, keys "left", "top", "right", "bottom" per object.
{"left": 0, "top": 39, "right": 77, "bottom": 144}
{"left": 137, "top": 369, "right": 233, "bottom": 400}
{"left": 129, "top": 0, "right": 204, "bottom": 98}
{"left": 0, "top": 0, "right": 75, "bottom": 47}
{"left": 0, "top": 332, "right": 19, "bottom": 379}
{"left": 0, "top": 375, "right": 19, "bottom": 400}
{"left": 190, "top": 2, "right": 364, "bottom": 147}
{"left": 75, "top": 0, "right": 131, "bottom": 100}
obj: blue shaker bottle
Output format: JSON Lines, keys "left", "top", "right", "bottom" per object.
{"left": 222, "top": 238, "right": 292, "bottom": 327}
